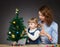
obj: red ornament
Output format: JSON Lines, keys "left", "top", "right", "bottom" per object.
{"left": 46, "top": 45, "right": 48, "bottom": 47}
{"left": 51, "top": 45, "right": 54, "bottom": 47}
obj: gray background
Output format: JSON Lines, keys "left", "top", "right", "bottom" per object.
{"left": 0, "top": 0, "right": 60, "bottom": 44}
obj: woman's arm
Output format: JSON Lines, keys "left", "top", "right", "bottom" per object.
{"left": 40, "top": 29, "right": 52, "bottom": 41}
{"left": 44, "top": 32, "right": 52, "bottom": 41}
{"left": 40, "top": 24, "right": 52, "bottom": 41}
{"left": 51, "top": 23, "right": 58, "bottom": 44}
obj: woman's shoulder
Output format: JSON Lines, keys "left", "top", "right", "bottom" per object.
{"left": 51, "top": 21, "right": 58, "bottom": 26}
{"left": 51, "top": 21, "right": 58, "bottom": 28}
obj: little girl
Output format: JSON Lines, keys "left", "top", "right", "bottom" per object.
{"left": 26, "top": 18, "right": 41, "bottom": 44}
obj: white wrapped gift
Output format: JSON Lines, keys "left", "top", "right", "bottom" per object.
{"left": 18, "top": 38, "right": 26, "bottom": 45}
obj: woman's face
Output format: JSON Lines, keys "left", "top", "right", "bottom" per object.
{"left": 38, "top": 11, "right": 45, "bottom": 21}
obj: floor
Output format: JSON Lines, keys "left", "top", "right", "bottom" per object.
{"left": 0, "top": 44, "right": 60, "bottom": 47}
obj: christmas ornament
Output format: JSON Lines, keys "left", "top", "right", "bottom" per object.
{"left": 16, "top": 8, "right": 19, "bottom": 14}
{"left": 51, "top": 45, "right": 54, "bottom": 47}
{"left": 8, "top": 31, "right": 11, "bottom": 34}
{"left": 46, "top": 45, "right": 48, "bottom": 47}
{"left": 13, "top": 21, "right": 16, "bottom": 24}
{"left": 16, "top": 32, "right": 19, "bottom": 34}
{"left": 22, "top": 31, "right": 24, "bottom": 35}
{"left": 20, "top": 34, "right": 23, "bottom": 37}
{"left": 12, "top": 34, "right": 15, "bottom": 38}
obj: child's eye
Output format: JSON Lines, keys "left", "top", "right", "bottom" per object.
{"left": 28, "top": 23, "right": 30, "bottom": 25}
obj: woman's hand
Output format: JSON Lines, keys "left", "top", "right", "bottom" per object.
{"left": 40, "top": 28, "right": 47, "bottom": 36}
{"left": 40, "top": 24, "right": 52, "bottom": 41}
{"left": 40, "top": 24, "right": 46, "bottom": 35}
{"left": 40, "top": 29, "right": 52, "bottom": 41}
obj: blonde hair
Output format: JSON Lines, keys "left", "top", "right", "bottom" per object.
{"left": 28, "top": 18, "right": 41, "bottom": 28}
{"left": 28, "top": 18, "right": 38, "bottom": 25}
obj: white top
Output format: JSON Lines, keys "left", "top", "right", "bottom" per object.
{"left": 27, "top": 28, "right": 40, "bottom": 41}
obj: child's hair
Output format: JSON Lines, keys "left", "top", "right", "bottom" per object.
{"left": 28, "top": 18, "right": 41, "bottom": 27}
{"left": 28, "top": 18, "right": 38, "bottom": 24}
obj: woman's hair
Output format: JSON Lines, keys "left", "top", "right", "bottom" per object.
{"left": 39, "top": 5, "right": 54, "bottom": 26}
{"left": 28, "top": 18, "right": 38, "bottom": 24}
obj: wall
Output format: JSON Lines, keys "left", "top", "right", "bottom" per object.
{"left": 0, "top": 0, "right": 60, "bottom": 44}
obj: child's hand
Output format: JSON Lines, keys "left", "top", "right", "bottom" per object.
{"left": 24, "top": 28, "right": 28, "bottom": 34}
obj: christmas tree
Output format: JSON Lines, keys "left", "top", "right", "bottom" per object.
{"left": 7, "top": 9, "right": 26, "bottom": 43}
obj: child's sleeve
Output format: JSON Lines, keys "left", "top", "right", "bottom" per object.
{"left": 27, "top": 30, "right": 40, "bottom": 41}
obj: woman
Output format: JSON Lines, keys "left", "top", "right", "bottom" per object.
{"left": 38, "top": 5, "right": 58, "bottom": 44}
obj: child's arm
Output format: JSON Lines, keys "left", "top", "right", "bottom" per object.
{"left": 26, "top": 30, "right": 40, "bottom": 41}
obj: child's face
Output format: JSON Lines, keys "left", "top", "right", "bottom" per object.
{"left": 28, "top": 22, "right": 37, "bottom": 29}
{"left": 38, "top": 11, "right": 45, "bottom": 21}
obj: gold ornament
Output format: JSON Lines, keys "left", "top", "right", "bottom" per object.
{"left": 9, "top": 31, "right": 11, "bottom": 34}
{"left": 16, "top": 8, "right": 19, "bottom": 12}
{"left": 12, "top": 34, "right": 15, "bottom": 38}
{"left": 20, "top": 30, "right": 25, "bottom": 37}
{"left": 24, "top": 28, "right": 27, "bottom": 32}
{"left": 16, "top": 8, "right": 19, "bottom": 14}
{"left": 22, "top": 31, "right": 24, "bottom": 35}
{"left": 20, "top": 34, "right": 23, "bottom": 37}
{"left": 13, "top": 21, "right": 16, "bottom": 24}
{"left": 16, "top": 11, "right": 18, "bottom": 13}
